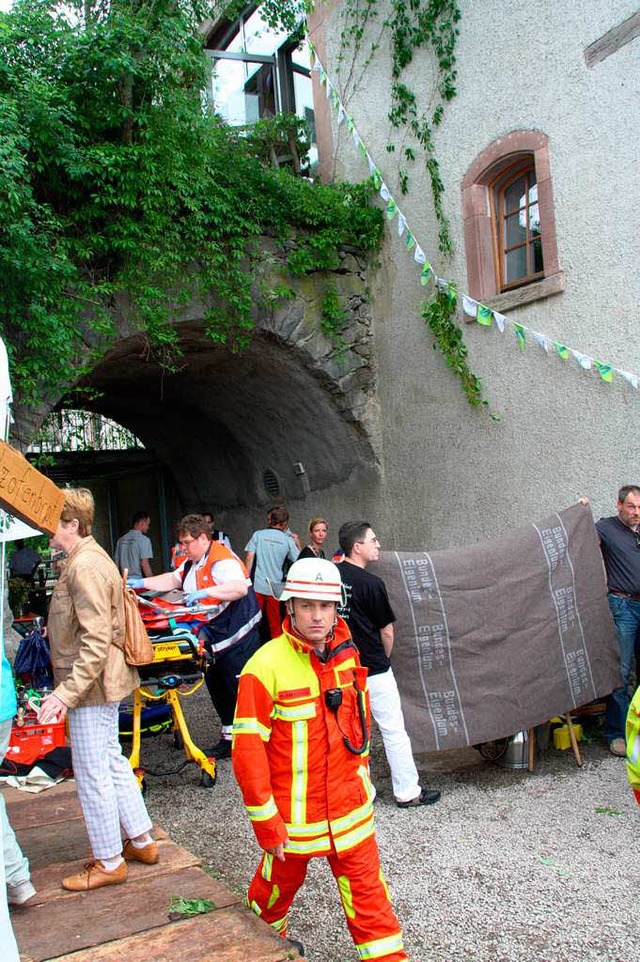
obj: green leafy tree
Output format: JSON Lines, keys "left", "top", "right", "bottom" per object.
{"left": 0, "top": 0, "right": 381, "bottom": 406}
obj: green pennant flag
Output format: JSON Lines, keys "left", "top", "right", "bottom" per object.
{"left": 386, "top": 198, "right": 398, "bottom": 219}
{"left": 405, "top": 230, "right": 415, "bottom": 251}
{"left": 346, "top": 116, "right": 355, "bottom": 135}
{"left": 359, "top": 140, "right": 368, "bottom": 159}
{"left": 319, "top": 66, "right": 327, "bottom": 86}
{"left": 330, "top": 90, "right": 340, "bottom": 111}
{"left": 513, "top": 323, "right": 526, "bottom": 349}
{"left": 594, "top": 361, "right": 614, "bottom": 383}
{"left": 477, "top": 305, "right": 493, "bottom": 327}
{"left": 445, "top": 283, "right": 457, "bottom": 310}
{"left": 420, "top": 262, "right": 432, "bottom": 285}
{"left": 371, "top": 168, "right": 382, "bottom": 190}
{"left": 553, "top": 341, "right": 570, "bottom": 360}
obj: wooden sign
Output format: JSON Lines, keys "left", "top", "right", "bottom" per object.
{"left": 0, "top": 440, "right": 64, "bottom": 536}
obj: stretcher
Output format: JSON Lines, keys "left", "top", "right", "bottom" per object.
{"left": 128, "top": 623, "right": 216, "bottom": 791}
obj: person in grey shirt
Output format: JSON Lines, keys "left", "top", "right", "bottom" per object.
{"left": 114, "top": 511, "right": 153, "bottom": 579}
{"left": 245, "top": 506, "right": 299, "bottom": 640}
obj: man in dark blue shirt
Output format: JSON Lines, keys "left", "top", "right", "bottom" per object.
{"left": 595, "top": 485, "right": 640, "bottom": 756}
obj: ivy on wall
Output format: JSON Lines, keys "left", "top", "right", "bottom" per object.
{"left": 334, "top": 0, "right": 492, "bottom": 410}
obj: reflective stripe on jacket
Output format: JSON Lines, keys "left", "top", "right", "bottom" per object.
{"left": 232, "top": 616, "right": 373, "bottom": 855}
{"left": 626, "top": 684, "right": 640, "bottom": 804}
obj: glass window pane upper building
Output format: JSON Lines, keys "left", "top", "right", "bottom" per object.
{"left": 204, "top": 4, "right": 318, "bottom": 173}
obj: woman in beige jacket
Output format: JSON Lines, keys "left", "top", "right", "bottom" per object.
{"left": 38, "top": 488, "right": 158, "bottom": 891}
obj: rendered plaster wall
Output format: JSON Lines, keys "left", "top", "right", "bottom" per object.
{"left": 312, "top": 0, "right": 640, "bottom": 548}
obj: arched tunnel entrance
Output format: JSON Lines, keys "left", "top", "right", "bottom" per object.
{"left": 34, "top": 257, "right": 384, "bottom": 558}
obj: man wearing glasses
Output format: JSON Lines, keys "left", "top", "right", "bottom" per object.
{"left": 129, "top": 514, "right": 260, "bottom": 759}
{"left": 337, "top": 521, "right": 440, "bottom": 808}
{"left": 595, "top": 485, "right": 640, "bottom": 756}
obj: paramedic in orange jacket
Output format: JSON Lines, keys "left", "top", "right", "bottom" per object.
{"left": 232, "top": 558, "right": 408, "bottom": 962}
{"left": 128, "top": 514, "right": 260, "bottom": 759}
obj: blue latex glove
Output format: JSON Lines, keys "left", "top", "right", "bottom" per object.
{"left": 185, "top": 588, "right": 210, "bottom": 607}
{"left": 127, "top": 578, "right": 145, "bottom": 590}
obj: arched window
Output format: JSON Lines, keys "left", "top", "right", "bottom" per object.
{"left": 462, "top": 131, "right": 564, "bottom": 310}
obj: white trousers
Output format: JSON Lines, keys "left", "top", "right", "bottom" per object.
{"left": 68, "top": 703, "right": 152, "bottom": 861}
{"left": 368, "top": 668, "right": 421, "bottom": 803}
{"left": 0, "top": 720, "right": 30, "bottom": 886}
{"left": 1, "top": 719, "right": 24, "bottom": 962}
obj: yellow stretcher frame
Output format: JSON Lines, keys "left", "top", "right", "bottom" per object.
{"left": 127, "top": 633, "right": 216, "bottom": 791}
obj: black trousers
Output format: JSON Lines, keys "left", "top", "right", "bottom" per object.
{"left": 204, "top": 630, "right": 260, "bottom": 728}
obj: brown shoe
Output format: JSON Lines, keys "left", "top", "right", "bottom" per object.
{"left": 123, "top": 839, "right": 159, "bottom": 865}
{"left": 62, "top": 860, "right": 128, "bottom": 892}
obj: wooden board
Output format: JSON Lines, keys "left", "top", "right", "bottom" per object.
{"left": 0, "top": 439, "right": 64, "bottom": 535}
{"left": 24, "top": 839, "right": 204, "bottom": 907}
{"left": 49, "top": 905, "right": 304, "bottom": 962}
{"left": 5, "top": 787, "right": 83, "bottom": 830}
{"left": 13, "top": 867, "right": 240, "bottom": 961}
{"left": 15, "top": 817, "right": 90, "bottom": 870}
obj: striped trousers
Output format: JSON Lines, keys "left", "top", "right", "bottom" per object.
{"left": 68, "top": 703, "right": 152, "bottom": 860}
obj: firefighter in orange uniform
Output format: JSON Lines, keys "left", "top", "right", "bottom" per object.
{"left": 232, "top": 558, "right": 408, "bottom": 962}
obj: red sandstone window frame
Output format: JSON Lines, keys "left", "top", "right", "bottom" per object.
{"left": 461, "top": 131, "right": 564, "bottom": 310}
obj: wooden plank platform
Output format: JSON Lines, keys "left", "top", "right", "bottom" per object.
{"left": 4, "top": 781, "right": 304, "bottom": 962}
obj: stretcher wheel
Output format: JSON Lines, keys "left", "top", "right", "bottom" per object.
{"left": 133, "top": 767, "right": 148, "bottom": 794}
{"left": 199, "top": 770, "right": 216, "bottom": 788}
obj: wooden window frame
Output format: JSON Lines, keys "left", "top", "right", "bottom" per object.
{"left": 492, "top": 158, "right": 544, "bottom": 293}
{"left": 461, "top": 131, "right": 564, "bottom": 313}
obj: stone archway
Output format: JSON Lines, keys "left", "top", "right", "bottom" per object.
{"left": 40, "top": 249, "right": 382, "bottom": 522}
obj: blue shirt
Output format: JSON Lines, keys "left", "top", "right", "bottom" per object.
{"left": 244, "top": 528, "right": 299, "bottom": 595}
{"left": 595, "top": 515, "right": 640, "bottom": 594}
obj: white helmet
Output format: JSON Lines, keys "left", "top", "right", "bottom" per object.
{"left": 278, "top": 558, "right": 345, "bottom": 603}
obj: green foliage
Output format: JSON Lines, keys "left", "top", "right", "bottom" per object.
{"left": 320, "top": 285, "right": 348, "bottom": 356}
{"left": 422, "top": 283, "right": 493, "bottom": 413}
{"left": 169, "top": 896, "right": 216, "bottom": 917}
{"left": 238, "top": 114, "right": 311, "bottom": 174}
{"left": 0, "top": 0, "right": 382, "bottom": 405}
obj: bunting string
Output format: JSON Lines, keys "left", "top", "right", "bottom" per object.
{"left": 308, "top": 41, "right": 639, "bottom": 392}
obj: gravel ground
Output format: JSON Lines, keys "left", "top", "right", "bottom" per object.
{"left": 140, "top": 688, "right": 640, "bottom": 962}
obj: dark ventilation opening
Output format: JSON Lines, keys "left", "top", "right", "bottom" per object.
{"left": 262, "top": 468, "right": 281, "bottom": 499}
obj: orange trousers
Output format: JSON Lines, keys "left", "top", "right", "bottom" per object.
{"left": 247, "top": 834, "right": 408, "bottom": 961}
{"left": 255, "top": 592, "right": 284, "bottom": 641}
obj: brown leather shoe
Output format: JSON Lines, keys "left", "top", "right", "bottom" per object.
{"left": 62, "top": 860, "right": 128, "bottom": 892}
{"left": 123, "top": 839, "right": 159, "bottom": 864}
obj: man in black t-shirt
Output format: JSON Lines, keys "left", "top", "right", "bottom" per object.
{"left": 338, "top": 521, "right": 440, "bottom": 808}
{"left": 594, "top": 485, "right": 640, "bottom": 756}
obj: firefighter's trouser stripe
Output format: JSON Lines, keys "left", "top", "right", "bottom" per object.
{"left": 246, "top": 836, "right": 407, "bottom": 961}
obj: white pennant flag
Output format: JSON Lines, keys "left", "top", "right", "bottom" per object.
{"left": 462, "top": 296, "right": 477, "bottom": 318}
{"left": 379, "top": 183, "right": 391, "bottom": 202}
{"left": 397, "top": 212, "right": 407, "bottom": 237}
{"left": 413, "top": 245, "right": 426, "bottom": 265}
{"left": 533, "top": 332, "right": 550, "bottom": 353}
{"left": 493, "top": 311, "right": 506, "bottom": 333}
{"left": 619, "top": 369, "right": 639, "bottom": 389}
{"left": 572, "top": 350, "right": 593, "bottom": 370}
{"left": 337, "top": 105, "right": 346, "bottom": 126}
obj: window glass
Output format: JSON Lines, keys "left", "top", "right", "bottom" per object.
{"left": 494, "top": 161, "right": 544, "bottom": 289}
{"left": 504, "top": 175, "right": 526, "bottom": 215}
{"left": 242, "top": 7, "right": 288, "bottom": 55}
{"left": 209, "top": 58, "right": 275, "bottom": 124}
